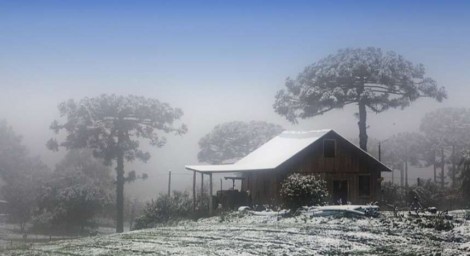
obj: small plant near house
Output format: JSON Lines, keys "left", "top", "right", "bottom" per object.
{"left": 133, "top": 191, "right": 192, "bottom": 230}
{"left": 280, "top": 173, "right": 329, "bottom": 212}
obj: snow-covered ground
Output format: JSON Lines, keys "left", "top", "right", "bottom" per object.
{"left": 2, "top": 212, "right": 470, "bottom": 255}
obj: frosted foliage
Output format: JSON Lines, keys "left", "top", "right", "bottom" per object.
{"left": 280, "top": 173, "right": 328, "bottom": 210}
{"left": 460, "top": 150, "right": 470, "bottom": 204}
{"left": 274, "top": 47, "right": 446, "bottom": 123}
{"left": 381, "top": 132, "right": 427, "bottom": 170}
{"left": 48, "top": 94, "right": 187, "bottom": 164}
{"left": 0, "top": 121, "right": 50, "bottom": 230}
{"left": 47, "top": 94, "right": 187, "bottom": 232}
{"left": 33, "top": 150, "right": 113, "bottom": 230}
{"left": 420, "top": 108, "right": 470, "bottom": 147}
{"left": 198, "top": 121, "right": 283, "bottom": 164}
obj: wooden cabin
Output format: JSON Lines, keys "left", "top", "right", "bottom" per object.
{"left": 186, "top": 129, "right": 391, "bottom": 212}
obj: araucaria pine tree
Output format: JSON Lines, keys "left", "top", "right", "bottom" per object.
{"left": 47, "top": 94, "right": 187, "bottom": 233}
{"left": 274, "top": 47, "right": 446, "bottom": 151}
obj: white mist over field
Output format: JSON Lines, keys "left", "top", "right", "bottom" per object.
{"left": 1, "top": 1, "right": 470, "bottom": 201}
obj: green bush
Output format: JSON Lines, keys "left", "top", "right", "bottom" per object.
{"left": 280, "top": 173, "right": 328, "bottom": 211}
{"left": 381, "top": 181, "right": 406, "bottom": 207}
{"left": 133, "top": 191, "right": 192, "bottom": 230}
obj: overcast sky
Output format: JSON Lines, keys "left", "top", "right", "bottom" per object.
{"left": 1, "top": 0, "right": 470, "bottom": 199}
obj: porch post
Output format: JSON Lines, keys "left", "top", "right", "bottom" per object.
{"left": 209, "top": 173, "right": 213, "bottom": 216}
{"left": 192, "top": 171, "right": 196, "bottom": 212}
{"left": 200, "top": 172, "right": 204, "bottom": 197}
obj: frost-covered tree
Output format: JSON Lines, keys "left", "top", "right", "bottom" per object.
{"left": 381, "top": 132, "right": 427, "bottom": 187}
{"left": 459, "top": 150, "right": 470, "bottom": 206}
{"left": 34, "top": 149, "right": 114, "bottom": 233}
{"left": 0, "top": 120, "right": 50, "bottom": 231}
{"left": 47, "top": 94, "right": 187, "bottom": 233}
{"left": 420, "top": 108, "right": 470, "bottom": 187}
{"left": 420, "top": 108, "right": 470, "bottom": 146}
{"left": 0, "top": 120, "right": 28, "bottom": 181}
{"left": 280, "top": 173, "right": 328, "bottom": 211}
{"left": 274, "top": 47, "right": 446, "bottom": 151}
{"left": 198, "top": 121, "right": 283, "bottom": 164}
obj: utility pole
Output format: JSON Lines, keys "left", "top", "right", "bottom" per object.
{"left": 378, "top": 142, "right": 382, "bottom": 161}
{"left": 168, "top": 171, "right": 171, "bottom": 196}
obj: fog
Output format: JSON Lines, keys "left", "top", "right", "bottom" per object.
{"left": 1, "top": 1, "right": 470, "bottom": 201}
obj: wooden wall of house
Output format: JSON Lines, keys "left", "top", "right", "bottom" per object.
{"left": 242, "top": 132, "right": 384, "bottom": 205}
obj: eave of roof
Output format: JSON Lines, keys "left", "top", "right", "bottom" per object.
{"left": 185, "top": 164, "right": 272, "bottom": 173}
{"left": 330, "top": 131, "right": 392, "bottom": 172}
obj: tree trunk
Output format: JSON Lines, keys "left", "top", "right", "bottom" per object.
{"left": 116, "top": 150, "right": 124, "bottom": 233}
{"left": 357, "top": 101, "right": 368, "bottom": 151}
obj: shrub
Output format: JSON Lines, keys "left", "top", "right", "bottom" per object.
{"left": 280, "top": 173, "right": 328, "bottom": 211}
{"left": 133, "top": 191, "right": 192, "bottom": 230}
{"left": 381, "top": 181, "right": 406, "bottom": 207}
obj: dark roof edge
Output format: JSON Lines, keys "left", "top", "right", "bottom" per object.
{"left": 329, "top": 130, "right": 392, "bottom": 172}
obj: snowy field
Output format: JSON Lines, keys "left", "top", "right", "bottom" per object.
{"left": 2, "top": 212, "right": 470, "bottom": 255}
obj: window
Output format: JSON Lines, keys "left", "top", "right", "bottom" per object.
{"left": 358, "top": 175, "right": 370, "bottom": 196}
{"left": 323, "top": 139, "right": 336, "bottom": 158}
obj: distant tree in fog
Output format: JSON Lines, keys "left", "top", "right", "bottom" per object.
{"left": 273, "top": 47, "right": 446, "bottom": 151}
{"left": 459, "top": 150, "right": 470, "bottom": 206}
{"left": 420, "top": 108, "right": 470, "bottom": 188}
{"left": 198, "top": 121, "right": 283, "bottom": 164}
{"left": 34, "top": 149, "right": 113, "bottom": 232}
{"left": 47, "top": 94, "right": 187, "bottom": 233}
{"left": 380, "top": 132, "right": 427, "bottom": 187}
{"left": 0, "top": 120, "right": 49, "bottom": 231}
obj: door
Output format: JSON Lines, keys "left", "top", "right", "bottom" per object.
{"left": 333, "top": 180, "right": 348, "bottom": 204}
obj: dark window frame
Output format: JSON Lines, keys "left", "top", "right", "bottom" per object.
{"left": 323, "top": 139, "right": 336, "bottom": 158}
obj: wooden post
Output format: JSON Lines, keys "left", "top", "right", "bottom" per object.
{"left": 209, "top": 173, "right": 213, "bottom": 216}
{"left": 441, "top": 147, "right": 445, "bottom": 188}
{"left": 405, "top": 161, "right": 408, "bottom": 188}
{"left": 200, "top": 172, "right": 204, "bottom": 197}
{"left": 168, "top": 171, "right": 171, "bottom": 196}
{"left": 452, "top": 145, "right": 456, "bottom": 188}
{"left": 220, "top": 178, "right": 222, "bottom": 192}
{"left": 433, "top": 150, "right": 437, "bottom": 183}
{"left": 400, "top": 163, "right": 404, "bottom": 187}
{"left": 391, "top": 169, "right": 394, "bottom": 185}
{"left": 193, "top": 171, "right": 196, "bottom": 211}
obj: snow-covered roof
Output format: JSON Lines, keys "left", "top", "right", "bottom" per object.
{"left": 186, "top": 129, "right": 392, "bottom": 173}
{"left": 185, "top": 129, "right": 331, "bottom": 173}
